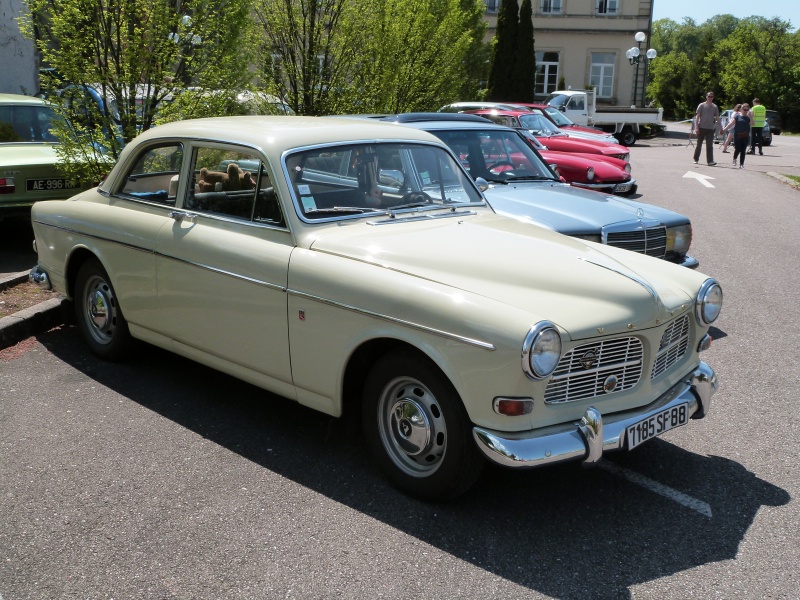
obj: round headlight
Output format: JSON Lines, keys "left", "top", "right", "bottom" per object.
{"left": 696, "top": 279, "right": 723, "bottom": 325}
{"left": 523, "top": 322, "right": 563, "bottom": 380}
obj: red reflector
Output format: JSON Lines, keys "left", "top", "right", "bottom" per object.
{"left": 495, "top": 398, "right": 533, "bottom": 416}
{"left": 0, "top": 177, "right": 15, "bottom": 194}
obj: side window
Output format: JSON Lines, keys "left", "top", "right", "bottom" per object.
{"left": 186, "top": 146, "right": 284, "bottom": 226}
{"left": 118, "top": 143, "right": 184, "bottom": 204}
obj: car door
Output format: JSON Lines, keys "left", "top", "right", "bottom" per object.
{"left": 154, "top": 143, "right": 294, "bottom": 390}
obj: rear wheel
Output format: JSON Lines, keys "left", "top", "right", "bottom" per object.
{"left": 618, "top": 129, "right": 637, "bottom": 146}
{"left": 74, "top": 258, "right": 133, "bottom": 360}
{"left": 362, "top": 351, "right": 483, "bottom": 500}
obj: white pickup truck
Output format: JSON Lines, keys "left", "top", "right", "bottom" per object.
{"left": 545, "top": 89, "right": 664, "bottom": 146}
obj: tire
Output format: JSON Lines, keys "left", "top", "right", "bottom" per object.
{"left": 618, "top": 130, "right": 637, "bottom": 147}
{"left": 362, "top": 351, "right": 484, "bottom": 500}
{"left": 74, "top": 258, "right": 134, "bottom": 360}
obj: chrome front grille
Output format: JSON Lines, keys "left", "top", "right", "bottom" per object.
{"left": 651, "top": 315, "right": 690, "bottom": 379}
{"left": 544, "top": 337, "right": 643, "bottom": 404}
{"left": 606, "top": 226, "right": 667, "bottom": 259}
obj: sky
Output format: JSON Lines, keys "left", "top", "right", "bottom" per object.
{"left": 651, "top": 0, "right": 799, "bottom": 31}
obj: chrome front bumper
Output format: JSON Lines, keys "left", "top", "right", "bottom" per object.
{"left": 473, "top": 362, "right": 717, "bottom": 469}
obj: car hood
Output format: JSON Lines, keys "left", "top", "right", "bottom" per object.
{"left": 482, "top": 180, "right": 682, "bottom": 232}
{"left": 539, "top": 151, "right": 627, "bottom": 178}
{"left": 306, "top": 212, "right": 697, "bottom": 340}
{"left": 537, "top": 135, "right": 626, "bottom": 156}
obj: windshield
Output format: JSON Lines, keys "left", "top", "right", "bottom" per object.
{"left": 543, "top": 106, "right": 573, "bottom": 127}
{"left": 431, "top": 129, "right": 556, "bottom": 182}
{"left": 285, "top": 142, "right": 484, "bottom": 221}
{"left": 518, "top": 113, "right": 562, "bottom": 135}
{"left": 0, "top": 104, "right": 60, "bottom": 143}
{"left": 545, "top": 93, "right": 569, "bottom": 109}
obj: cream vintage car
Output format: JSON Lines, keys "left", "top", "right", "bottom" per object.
{"left": 29, "top": 116, "right": 722, "bottom": 500}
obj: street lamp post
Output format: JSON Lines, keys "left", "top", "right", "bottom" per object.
{"left": 626, "top": 31, "right": 657, "bottom": 107}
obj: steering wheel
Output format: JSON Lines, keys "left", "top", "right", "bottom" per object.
{"left": 398, "top": 191, "right": 432, "bottom": 205}
{"left": 486, "top": 160, "right": 516, "bottom": 173}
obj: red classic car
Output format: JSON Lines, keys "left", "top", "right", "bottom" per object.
{"left": 467, "top": 109, "right": 630, "bottom": 161}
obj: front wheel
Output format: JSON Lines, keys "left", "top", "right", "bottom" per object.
{"left": 74, "top": 258, "right": 134, "bottom": 360}
{"left": 362, "top": 351, "right": 484, "bottom": 500}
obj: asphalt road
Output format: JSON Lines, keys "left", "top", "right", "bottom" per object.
{"left": 1, "top": 125, "right": 799, "bottom": 599}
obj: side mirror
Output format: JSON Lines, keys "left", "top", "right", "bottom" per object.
{"left": 378, "top": 169, "right": 405, "bottom": 189}
{"left": 474, "top": 176, "right": 489, "bottom": 192}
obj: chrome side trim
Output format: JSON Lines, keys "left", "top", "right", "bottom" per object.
{"left": 288, "top": 289, "right": 496, "bottom": 351}
{"left": 473, "top": 362, "right": 717, "bottom": 468}
{"left": 579, "top": 257, "right": 658, "bottom": 300}
{"left": 33, "top": 222, "right": 496, "bottom": 351}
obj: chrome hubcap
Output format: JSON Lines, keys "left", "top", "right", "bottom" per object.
{"left": 378, "top": 377, "right": 447, "bottom": 476}
{"left": 83, "top": 275, "right": 116, "bottom": 344}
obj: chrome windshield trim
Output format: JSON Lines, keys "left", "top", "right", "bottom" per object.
{"left": 288, "top": 289, "right": 496, "bottom": 350}
{"left": 367, "top": 209, "right": 478, "bottom": 225}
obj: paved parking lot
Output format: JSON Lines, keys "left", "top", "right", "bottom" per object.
{"left": 2, "top": 124, "right": 799, "bottom": 599}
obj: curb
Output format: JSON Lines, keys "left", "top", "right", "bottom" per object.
{"left": 0, "top": 270, "right": 67, "bottom": 350}
{"left": 766, "top": 172, "right": 800, "bottom": 190}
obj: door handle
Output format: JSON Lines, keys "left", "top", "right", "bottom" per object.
{"left": 169, "top": 211, "right": 194, "bottom": 223}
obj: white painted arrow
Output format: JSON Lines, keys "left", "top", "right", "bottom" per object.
{"left": 683, "top": 171, "right": 716, "bottom": 188}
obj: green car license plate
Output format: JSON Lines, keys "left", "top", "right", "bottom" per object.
{"left": 626, "top": 403, "right": 689, "bottom": 450}
{"left": 26, "top": 178, "right": 80, "bottom": 192}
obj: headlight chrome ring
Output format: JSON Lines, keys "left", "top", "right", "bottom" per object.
{"left": 696, "top": 279, "right": 723, "bottom": 325}
{"left": 522, "top": 321, "right": 563, "bottom": 380}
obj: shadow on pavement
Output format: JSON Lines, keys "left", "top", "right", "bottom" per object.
{"left": 38, "top": 325, "right": 790, "bottom": 599}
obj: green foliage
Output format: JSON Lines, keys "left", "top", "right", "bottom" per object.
{"left": 21, "top": 0, "right": 257, "bottom": 183}
{"left": 649, "top": 15, "right": 800, "bottom": 130}
{"left": 486, "top": 0, "right": 518, "bottom": 100}
{"left": 253, "top": 0, "right": 488, "bottom": 115}
{"left": 511, "top": 0, "right": 535, "bottom": 102}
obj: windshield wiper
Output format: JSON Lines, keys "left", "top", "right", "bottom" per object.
{"left": 304, "top": 206, "right": 387, "bottom": 216}
{"left": 503, "top": 175, "right": 558, "bottom": 182}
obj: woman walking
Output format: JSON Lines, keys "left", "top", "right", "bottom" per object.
{"left": 721, "top": 104, "right": 741, "bottom": 153}
{"left": 722, "top": 103, "right": 751, "bottom": 169}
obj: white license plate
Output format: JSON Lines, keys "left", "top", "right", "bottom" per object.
{"left": 26, "top": 178, "right": 80, "bottom": 192}
{"left": 626, "top": 403, "right": 689, "bottom": 450}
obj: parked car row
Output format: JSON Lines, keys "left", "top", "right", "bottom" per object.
{"left": 28, "top": 112, "right": 722, "bottom": 499}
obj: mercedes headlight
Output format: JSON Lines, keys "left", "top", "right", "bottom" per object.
{"left": 696, "top": 279, "right": 723, "bottom": 325}
{"left": 522, "top": 322, "right": 563, "bottom": 380}
{"left": 666, "top": 224, "right": 692, "bottom": 255}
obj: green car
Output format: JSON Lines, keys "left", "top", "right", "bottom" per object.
{"left": 0, "top": 93, "right": 87, "bottom": 215}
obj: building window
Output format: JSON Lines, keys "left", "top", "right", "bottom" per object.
{"left": 590, "top": 53, "right": 615, "bottom": 98}
{"left": 540, "top": 0, "right": 562, "bottom": 14}
{"left": 484, "top": 0, "right": 500, "bottom": 13}
{"left": 535, "top": 52, "right": 560, "bottom": 95}
{"left": 596, "top": 0, "right": 618, "bottom": 15}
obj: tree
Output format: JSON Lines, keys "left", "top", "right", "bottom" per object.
{"left": 486, "top": 0, "right": 518, "bottom": 100}
{"left": 253, "top": 0, "right": 488, "bottom": 115}
{"left": 511, "top": 0, "right": 535, "bottom": 102}
{"left": 21, "top": 0, "right": 256, "bottom": 184}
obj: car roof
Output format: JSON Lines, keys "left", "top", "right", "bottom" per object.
{"left": 129, "top": 115, "right": 443, "bottom": 151}
{"left": 0, "top": 93, "right": 48, "bottom": 106}
{"left": 468, "top": 109, "right": 529, "bottom": 117}
{"left": 378, "top": 113, "right": 514, "bottom": 132}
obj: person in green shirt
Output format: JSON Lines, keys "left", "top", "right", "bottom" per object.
{"left": 749, "top": 98, "right": 766, "bottom": 155}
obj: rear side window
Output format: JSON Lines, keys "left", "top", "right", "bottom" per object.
{"left": 118, "top": 143, "right": 184, "bottom": 204}
{"left": 185, "top": 146, "right": 284, "bottom": 226}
